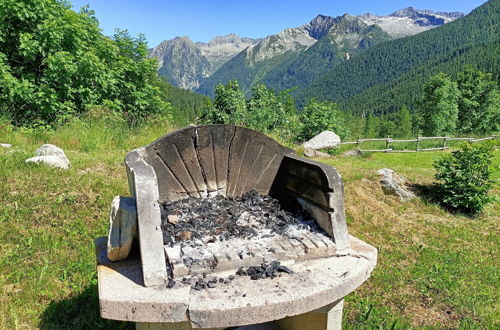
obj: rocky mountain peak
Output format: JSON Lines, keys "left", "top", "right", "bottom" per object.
{"left": 390, "top": 6, "right": 419, "bottom": 18}
{"left": 305, "top": 14, "right": 338, "bottom": 40}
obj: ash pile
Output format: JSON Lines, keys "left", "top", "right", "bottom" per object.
{"left": 159, "top": 190, "right": 338, "bottom": 283}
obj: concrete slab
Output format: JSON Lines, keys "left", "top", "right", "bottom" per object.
{"left": 96, "top": 235, "right": 376, "bottom": 328}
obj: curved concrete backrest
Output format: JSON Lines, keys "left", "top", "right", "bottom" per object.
{"left": 124, "top": 125, "right": 349, "bottom": 287}
{"left": 140, "top": 125, "right": 295, "bottom": 201}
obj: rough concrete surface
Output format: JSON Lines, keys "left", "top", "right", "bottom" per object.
{"left": 95, "top": 235, "right": 376, "bottom": 328}
{"left": 126, "top": 149, "right": 168, "bottom": 287}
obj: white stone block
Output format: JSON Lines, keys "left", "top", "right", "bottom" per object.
{"left": 107, "top": 196, "right": 138, "bottom": 262}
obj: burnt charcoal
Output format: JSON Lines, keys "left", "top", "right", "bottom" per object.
{"left": 239, "top": 261, "right": 292, "bottom": 280}
{"left": 194, "top": 283, "right": 203, "bottom": 290}
{"left": 237, "top": 267, "right": 247, "bottom": 276}
{"left": 160, "top": 189, "right": 319, "bottom": 246}
{"left": 224, "top": 279, "right": 231, "bottom": 284}
{"left": 182, "top": 277, "right": 191, "bottom": 285}
{"left": 270, "top": 261, "right": 280, "bottom": 269}
{"left": 207, "top": 282, "right": 216, "bottom": 288}
{"left": 219, "top": 278, "right": 224, "bottom": 283}
{"left": 228, "top": 275, "right": 235, "bottom": 281}
{"left": 277, "top": 265, "right": 293, "bottom": 274}
{"left": 167, "top": 279, "right": 176, "bottom": 288}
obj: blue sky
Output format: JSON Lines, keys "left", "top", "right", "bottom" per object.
{"left": 70, "top": 0, "right": 486, "bottom": 47}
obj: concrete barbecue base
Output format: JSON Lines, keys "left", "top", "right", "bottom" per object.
{"left": 95, "top": 235, "right": 376, "bottom": 329}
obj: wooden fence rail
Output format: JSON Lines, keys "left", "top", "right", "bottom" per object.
{"left": 339, "top": 135, "right": 498, "bottom": 153}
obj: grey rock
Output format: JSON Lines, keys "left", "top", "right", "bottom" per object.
{"left": 35, "top": 144, "right": 67, "bottom": 158}
{"left": 304, "top": 148, "right": 330, "bottom": 158}
{"left": 25, "top": 144, "right": 70, "bottom": 169}
{"left": 342, "top": 149, "right": 362, "bottom": 157}
{"left": 25, "top": 155, "right": 69, "bottom": 170}
{"left": 0, "top": 143, "right": 12, "bottom": 148}
{"left": 377, "top": 168, "right": 416, "bottom": 200}
{"left": 303, "top": 131, "right": 341, "bottom": 150}
{"left": 304, "top": 147, "right": 316, "bottom": 158}
{"left": 107, "top": 196, "right": 138, "bottom": 262}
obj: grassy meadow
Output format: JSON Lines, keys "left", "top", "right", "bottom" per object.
{"left": 0, "top": 118, "right": 498, "bottom": 329}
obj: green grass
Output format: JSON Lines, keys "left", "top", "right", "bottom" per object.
{"left": 0, "top": 119, "right": 498, "bottom": 329}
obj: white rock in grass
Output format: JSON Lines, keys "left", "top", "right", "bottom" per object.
{"left": 25, "top": 144, "right": 70, "bottom": 169}
{"left": 107, "top": 196, "right": 138, "bottom": 262}
{"left": 0, "top": 143, "right": 12, "bottom": 148}
{"left": 35, "top": 144, "right": 67, "bottom": 159}
{"left": 303, "top": 131, "right": 341, "bottom": 150}
{"left": 25, "top": 155, "right": 70, "bottom": 170}
{"left": 377, "top": 168, "right": 416, "bottom": 201}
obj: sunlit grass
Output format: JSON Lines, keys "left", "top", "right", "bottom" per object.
{"left": 0, "top": 120, "right": 498, "bottom": 329}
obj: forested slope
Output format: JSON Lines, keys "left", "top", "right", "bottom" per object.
{"left": 296, "top": 0, "right": 500, "bottom": 112}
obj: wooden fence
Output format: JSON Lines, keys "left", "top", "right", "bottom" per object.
{"left": 340, "top": 135, "right": 498, "bottom": 153}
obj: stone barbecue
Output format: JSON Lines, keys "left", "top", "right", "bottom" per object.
{"left": 95, "top": 125, "right": 377, "bottom": 330}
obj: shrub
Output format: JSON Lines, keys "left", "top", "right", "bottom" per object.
{"left": 298, "top": 99, "right": 349, "bottom": 141}
{"left": 433, "top": 143, "right": 494, "bottom": 214}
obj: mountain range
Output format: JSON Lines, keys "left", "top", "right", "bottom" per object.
{"left": 150, "top": 7, "right": 464, "bottom": 93}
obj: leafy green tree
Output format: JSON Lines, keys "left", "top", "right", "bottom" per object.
{"left": 434, "top": 143, "right": 494, "bottom": 214}
{"left": 299, "top": 99, "right": 349, "bottom": 141}
{"left": 246, "top": 84, "right": 296, "bottom": 133}
{"left": 418, "top": 73, "right": 460, "bottom": 136}
{"left": 0, "top": 0, "right": 170, "bottom": 125}
{"left": 202, "top": 80, "right": 246, "bottom": 125}
{"left": 456, "top": 66, "right": 500, "bottom": 134}
{"left": 394, "top": 105, "right": 413, "bottom": 138}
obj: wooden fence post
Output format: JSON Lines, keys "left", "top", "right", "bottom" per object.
{"left": 416, "top": 136, "right": 420, "bottom": 151}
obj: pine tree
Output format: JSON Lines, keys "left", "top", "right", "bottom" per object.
{"left": 363, "top": 115, "right": 379, "bottom": 138}
{"left": 394, "top": 105, "right": 413, "bottom": 138}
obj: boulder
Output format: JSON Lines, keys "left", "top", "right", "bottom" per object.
{"left": 25, "top": 155, "right": 70, "bottom": 170}
{"left": 107, "top": 196, "right": 138, "bottom": 262}
{"left": 377, "top": 168, "right": 416, "bottom": 201}
{"left": 304, "top": 147, "right": 330, "bottom": 158}
{"left": 303, "top": 131, "right": 341, "bottom": 150}
{"left": 25, "top": 144, "right": 70, "bottom": 169}
{"left": 342, "top": 149, "right": 362, "bottom": 157}
{"left": 35, "top": 144, "right": 67, "bottom": 159}
{"left": 0, "top": 143, "right": 12, "bottom": 148}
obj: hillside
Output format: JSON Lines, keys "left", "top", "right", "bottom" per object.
{"left": 261, "top": 16, "right": 392, "bottom": 93}
{"left": 198, "top": 14, "right": 393, "bottom": 96}
{"left": 295, "top": 0, "right": 500, "bottom": 113}
{"left": 150, "top": 34, "right": 259, "bottom": 90}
